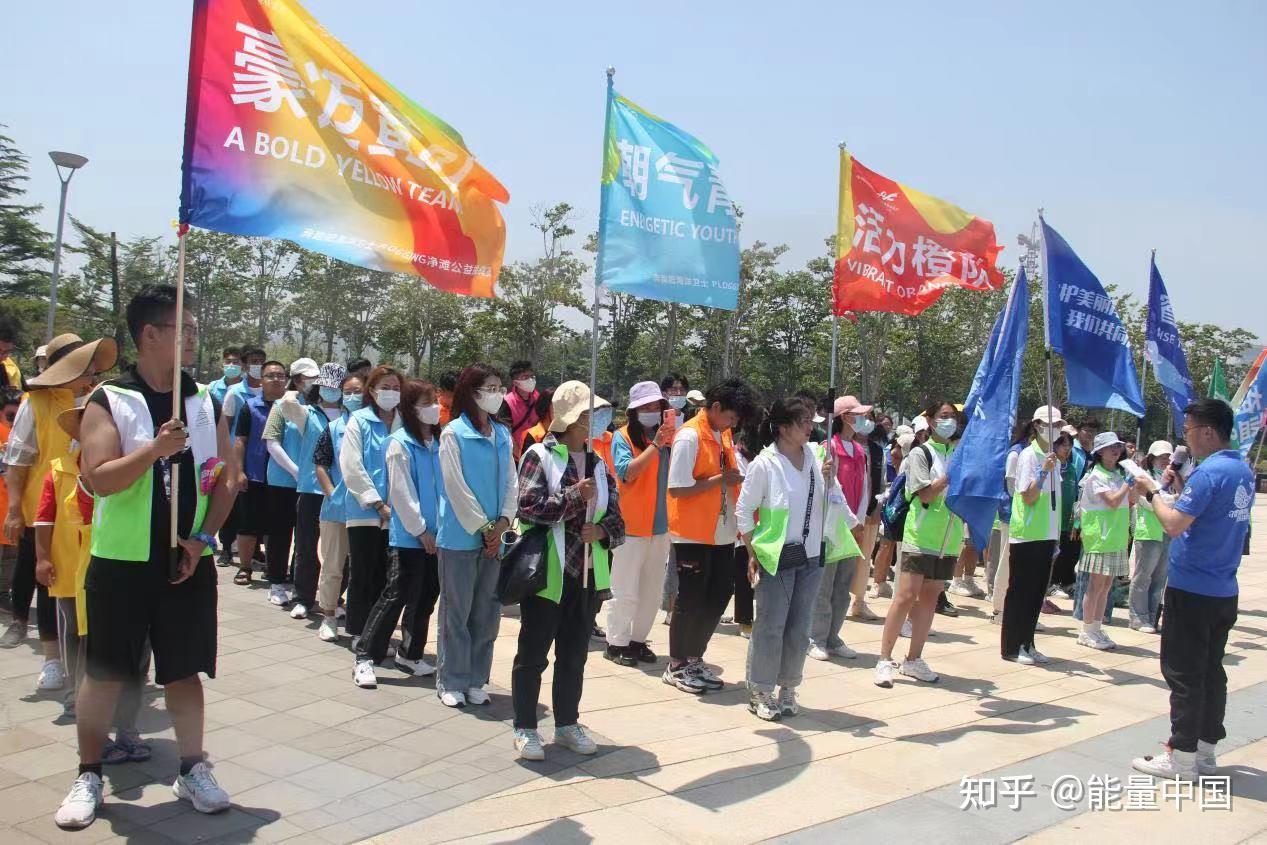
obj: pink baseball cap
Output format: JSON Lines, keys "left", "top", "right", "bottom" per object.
{"left": 833, "top": 395, "right": 873, "bottom": 417}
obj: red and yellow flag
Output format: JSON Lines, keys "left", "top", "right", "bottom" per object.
{"left": 833, "top": 150, "right": 1003, "bottom": 316}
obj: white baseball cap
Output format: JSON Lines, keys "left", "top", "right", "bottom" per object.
{"left": 290, "top": 357, "right": 320, "bottom": 378}
{"left": 627, "top": 381, "right": 665, "bottom": 410}
{"left": 913, "top": 416, "right": 929, "bottom": 434}
{"left": 1147, "top": 440, "right": 1175, "bottom": 458}
{"left": 1032, "top": 405, "right": 1064, "bottom": 425}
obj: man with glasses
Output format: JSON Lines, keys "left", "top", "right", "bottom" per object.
{"left": 1130, "top": 399, "right": 1254, "bottom": 780}
{"left": 232, "top": 361, "right": 289, "bottom": 587}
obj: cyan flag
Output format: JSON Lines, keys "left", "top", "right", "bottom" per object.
{"left": 947, "top": 268, "right": 1030, "bottom": 552}
{"left": 1145, "top": 257, "right": 1196, "bottom": 425}
{"left": 1234, "top": 356, "right": 1267, "bottom": 458}
{"left": 1042, "top": 219, "right": 1145, "bottom": 416}
{"left": 597, "top": 85, "right": 739, "bottom": 309}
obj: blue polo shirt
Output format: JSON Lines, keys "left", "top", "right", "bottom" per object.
{"left": 1168, "top": 449, "right": 1254, "bottom": 598}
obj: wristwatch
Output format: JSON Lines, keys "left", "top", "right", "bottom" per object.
{"left": 1145, "top": 490, "right": 1156, "bottom": 503}
{"left": 191, "top": 532, "right": 218, "bottom": 551}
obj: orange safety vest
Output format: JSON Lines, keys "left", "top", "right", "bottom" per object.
{"left": 19, "top": 389, "right": 75, "bottom": 524}
{"left": 517, "top": 420, "right": 548, "bottom": 461}
{"left": 614, "top": 425, "right": 662, "bottom": 537}
{"left": 667, "top": 411, "right": 738, "bottom": 544}
{"left": 591, "top": 431, "right": 613, "bottom": 475}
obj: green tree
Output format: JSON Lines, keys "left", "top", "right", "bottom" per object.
{"left": 379, "top": 276, "right": 470, "bottom": 376}
{"left": 0, "top": 129, "right": 50, "bottom": 298}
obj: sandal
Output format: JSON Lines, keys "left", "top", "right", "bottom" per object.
{"left": 115, "top": 732, "right": 152, "bottom": 762}
{"left": 233, "top": 569, "right": 252, "bottom": 586}
{"left": 101, "top": 740, "right": 131, "bottom": 765}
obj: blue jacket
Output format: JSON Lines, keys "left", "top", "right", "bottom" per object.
{"left": 437, "top": 413, "right": 512, "bottom": 551}
{"left": 388, "top": 429, "right": 441, "bottom": 549}
{"left": 296, "top": 406, "right": 333, "bottom": 496}
{"left": 344, "top": 405, "right": 393, "bottom": 524}
{"left": 242, "top": 396, "right": 273, "bottom": 484}
{"left": 266, "top": 414, "right": 304, "bottom": 489}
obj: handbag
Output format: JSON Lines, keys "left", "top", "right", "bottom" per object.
{"left": 776, "top": 459, "right": 816, "bottom": 571}
{"left": 497, "top": 525, "right": 549, "bottom": 606}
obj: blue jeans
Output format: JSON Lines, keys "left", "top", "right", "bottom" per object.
{"left": 1130, "top": 538, "right": 1170, "bottom": 628}
{"left": 436, "top": 547, "right": 502, "bottom": 694}
{"left": 746, "top": 557, "right": 824, "bottom": 694}
{"left": 809, "top": 557, "right": 857, "bottom": 650}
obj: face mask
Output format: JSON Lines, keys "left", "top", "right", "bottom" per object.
{"left": 222, "top": 363, "right": 242, "bottom": 380}
{"left": 418, "top": 403, "right": 441, "bottom": 425}
{"left": 476, "top": 389, "right": 505, "bottom": 415}
{"left": 514, "top": 377, "right": 537, "bottom": 394}
{"left": 637, "top": 410, "right": 662, "bottom": 429}
{"left": 934, "top": 418, "right": 958, "bottom": 439}
{"left": 375, "top": 389, "right": 401, "bottom": 411}
{"left": 294, "top": 377, "right": 311, "bottom": 393}
{"left": 854, "top": 416, "right": 875, "bottom": 436}
{"left": 342, "top": 392, "right": 363, "bottom": 411}
{"left": 589, "top": 407, "right": 614, "bottom": 439}
{"left": 322, "top": 406, "right": 341, "bottom": 420}
{"left": 319, "top": 386, "right": 342, "bottom": 404}
{"left": 668, "top": 395, "right": 687, "bottom": 410}
{"left": 247, "top": 364, "right": 263, "bottom": 380}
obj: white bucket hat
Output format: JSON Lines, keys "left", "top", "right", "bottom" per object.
{"left": 627, "top": 381, "right": 665, "bottom": 410}
{"left": 549, "top": 381, "right": 611, "bottom": 433}
{"left": 1091, "top": 431, "right": 1124, "bottom": 455}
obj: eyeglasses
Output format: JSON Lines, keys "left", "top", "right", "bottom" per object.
{"left": 481, "top": 386, "right": 507, "bottom": 396}
{"left": 261, "top": 373, "right": 288, "bottom": 382}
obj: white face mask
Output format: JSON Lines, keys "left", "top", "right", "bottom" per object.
{"left": 934, "top": 418, "right": 958, "bottom": 439}
{"left": 854, "top": 415, "right": 875, "bottom": 436}
{"left": 418, "top": 403, "right": 441, "bottom": 425}
{"left": 247, "top": 364, "right": 263, "bottom": 380}
{"left": 375, "top": 389, "right": 401, "bottom": 411}
{"left": 637, "top": 410, "right": 662, "bottom": 429}
{"left": 668, "top": 395, "right": 687, "bottom": 410}
{"left": 322, "top": 406, "right": 341, "bottom": 420}
{"left": 514, "top": 377, "right": 537, "bottom": 394}
{"left": 476, "top": 389, "right": 505, "bottom": 415}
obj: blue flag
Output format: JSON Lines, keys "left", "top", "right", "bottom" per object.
{"left": 1234, "top": 358, "right": 1267, "bottom": 458}
{"left": 1145, "top": 256, "right": 1196, "bottom": 425}
{"left": 947, "top": 268, "right": 1030, "bottom": 552}
{"left": 1041, "top": 219, "right": 1145, "bottom": 416}
{"left": 597, "top": 84, "right": 739, "bottom": 309}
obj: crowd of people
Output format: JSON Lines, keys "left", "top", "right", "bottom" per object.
{"left": 0, "top": 294, "right": 1254, "bottom": 831}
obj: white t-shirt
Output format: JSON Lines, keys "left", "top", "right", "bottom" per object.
{"left": 667, "top": 425, "right": 739, "bottom": 545}
{"left": 735, "top": 447, "right": 824, "bottom": 552}
{"left": 1009, "top": 445, "right": 1061, "bottom": 543}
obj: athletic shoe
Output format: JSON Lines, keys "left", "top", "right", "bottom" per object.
{"left": 318, "top": 617, "right": 338, "bottom": 642}
{"left": 513, "top": 729, "right": 545, "bottom": 761}
{"left": 829, "top": 643, "right": 858, "bottom": 660}
{"left": 1051, "top": 586, "right": 1072, "bottom": 600}
{"left": 1040, "top": 599, "right": 1061, "bottom": 614}
{"left": 869, "top": 581, "right": 893, "bottom": 599}
{"left": 848, "top": 602, "right": 880, "bottom": 621}
{"left": 1137, "top": 624, "right": 1158, "bottom": 634}
{"left": 215, "top": 550, "right": 233, "bottom": 568}
{"left": 591, "top": 625, "right": 607, "bottom": 642}
{"left": 173, "top": 761, "right": 231, "bottom": 814}
{"left": 900, "top": 619, "right": 913, "bottom": 638}
{"left": 394, "top": 654, "right": 435, "bottom": 676}
{"left": 604, "top": 645, "right": 636, "bottom": 667}
{"left": 438, "top": 690, "right": 466, "bottom": 707}
{"left": 353, "top": 659, "right": 377, "bottom": 689}
{"left": 1013, "top": 650, "right": 1035, "bottom": 666}
{"left": 720, "top": 615, "right": 734, "bottom": 624}
{"left": 289, "top": 603, "right": 308, "bottom": 620}
{"left": 0, "top": 620, "right": 26, "bottom": 649}
{"left": 662, "top": 664, "right": 706, "bottom": 694}
{"left": 984, "top": 591, "right": 994, "bottom": 603}
{"left": 62, "top": 695, "right": 76, "bottom": 721}
{"left": 1197, "top": 740, "right": 1219, "bottom": 775}
{"left": 739, "top": 625, "right": 752, "bottom": 639}
{"left": 38, "top": 660, "right": 66, "bottom": 691}
{"left": 1077, "top": 632, "right": 1111, "bottom": 650}
{"left": 749, "top": 690, "right": 782, "bottom": 721}
{"left": 964, "top": 578, "right": 987, "bottom": 598}
{"left": 948, "top": 579, "right": 974, "bottom": 598}
{"left": 630, "top": 642, "right": 657, "bottom": 663}
{"left": 807, "top": 644, "right": 831, "bottom": 661}
{"left": 1095, "top": 630, "right": 1117, "bottom": 650}
{"left": 554, "top": 724, "right": 598, "bottom": 755}
{"left": 688, "top": 659, "right": 724, "bottom": 690}
{"left": 1025, "top": 646, "right": 1051, "bottom": 665}
{"left": 466, "top": 686, "right": 491, "bottom": 705}
{"left": 1132, "top": 747, "right": 1197, "bottom": 780}
{"left": 899, "top": 657, "right": 939, "bottom": 683}
{"left": 268, "top": 584, "right": 288, "bottom": 606}
{"left": 335, "top": 605, "right": 346, "bottom": 620}
{"left": 55, "top": 772, "right": 103, "bottom": 829}
{"left": 935, "top": 594, "right": 959, "bottom": 617}
{"left": 777, "top": 687, "right": 799, "bottom": 717}
{"left": 988, "top": 611, "right": 1000, "bottom": 625}
{"left": 873, "top": 659, "right": 898, "bottom": 688}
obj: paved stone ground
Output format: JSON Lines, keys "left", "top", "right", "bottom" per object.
{"left": 0, "top": 503, "right": 1263, "bottom": 844}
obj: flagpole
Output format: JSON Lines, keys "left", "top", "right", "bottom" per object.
{"left": 1038, "top": 211, "right": 1057, "bottom": 514}
{"left": 169, "top": 227, "right": 188, "bottom": 577}
{"left": 1138, "top": 248, "right": 1155, "bottom": 449}
{"left": 822, "top": 143, "right": 846, "bottom": 563}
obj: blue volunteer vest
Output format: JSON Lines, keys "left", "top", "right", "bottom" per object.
{"left": 388, "top": 429, "right": 441, "bottom": 549}
{"left": 266, "top": 415, "right": 304, "bottom": 489}
{"left": 297, "top": 407, "right": 333, "bottom": 495}
{"left": 437, "top": 413, "right": 512, "bottom": 551}
{"left": 226, "top": 380, "right": 255, "bottom": 433}
{"left": 242, "top": 395, "right": 273, "bottom": 483}
{"left": 344, "top": 405, "right": 392, "bottom": 524}
{"left": 320, "top": 414, "right": 350, "bottom": 522}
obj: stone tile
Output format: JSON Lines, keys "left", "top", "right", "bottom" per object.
{"left": 201, "top": 726, "right": 271, "bottom": 761}
{"left": 99, "top": 781, "right": 190, "bottom": 827}
{"left": 287, "top": 699, "right": 371, "bottom": 728}
{"left": 338, "top": 744, "right": 433, "bottom": 779}
{"left": 203, "top": 698, "right": 274, "bottom": 725}
{"left": 234, "top": 745, "right": 328, "bottom": 778}
{"left": 287, "top": 760, "right": 386, "bottom": 798}
{"left": 148, "top": 807, "right": 272, "bottom": 844}
{"left": 0, "top": 780, "right": 72, "bottom": 825}
{"left": 232, "top": 779, "right": 329, "bottom": 817}
{"left": 237, "top": 713, "right": 328, "bottom": 744}
{"left": 0, "top": 742, "right": 81, "bottom": 781}
{"left": 0, "top": 727, "right": 54, "bottom": 756}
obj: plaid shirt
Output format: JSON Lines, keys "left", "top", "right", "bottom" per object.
{"left": 517, "top": 435, "right": 625, "bottom": 580}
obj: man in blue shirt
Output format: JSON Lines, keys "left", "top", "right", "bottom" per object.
{"left": 1131, "top": 399, "right": 1254, "bottom": 780}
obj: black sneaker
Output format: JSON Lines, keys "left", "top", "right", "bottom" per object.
{"left": 662, "top": 664, "right": 707, "bottom": 694}
{"left": 604, "top": 645, "right": 636, "bottom": 667}
{"left": 936, "top": 592, "right": 959, "bottom": 617}
{"left": 630, "top": 642, "right": 657, "bottom": 663}
{"left": 591, "top": 625, "right": 607, "bottom": 642}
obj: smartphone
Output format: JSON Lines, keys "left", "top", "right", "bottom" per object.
{"left": 663, "top": 408, "right": 678, "bottom": 434}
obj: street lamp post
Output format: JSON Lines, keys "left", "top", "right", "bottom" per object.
{"left": 45, "top": 151, "right": 88, "bottom": 342}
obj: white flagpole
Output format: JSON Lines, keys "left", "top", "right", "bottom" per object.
{"left": 822, "top": 143, "right": 847, "bottom": 562}
{"left": 1038, "top": 210, "right": 1057, "bottom": 512}
{"left": 1138, "top": 248, "right": 1155, "bottom": 449}
{"left": 169, "top": 229, "right": 187, "bottom": 576}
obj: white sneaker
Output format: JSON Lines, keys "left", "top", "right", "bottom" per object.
{"left": 514, "top": 729, "right": 545, "bottom": 761}
{"left": 173, "top": 761, "right": 231, "bottom": 813}
{"left": 873, "top": 581, "right": 893, "bottom": 599}
{"left": 777, "top": 687, "right": 799, "bottom": 717}
{"left": 335, "top": 605, "right": 346, "bottom": 619}
{"left": 394, "top": 655, "right": 436, "bottom": 676}
{"left": 1094, "top": 629, "right": 1117, "bottom": 650}
{"left": 289, "top": 603, "right": 308, "bottom": 619}
{"left": 900, "top": 619, "right": 913, "bottom": 638}
{"left": 554, "top": 724, "right": 598, "bottom": 755}
{"left": 807, "top": 644, "right": 831, "bottom": 661}
{"left": 1026, "top": 646, "right": 1051, "bottom": 665}
{"left": 1138, "top": 625, "right": 1158, "bottom": 634}
{"left": 268, "top": 584, "right": 288, "bottom": 606}
{"left": 38, "top": 660, "right": 66, "bottom": 691}
{"left": 318, "top": 616, "right": 339, "bottom": 642}
{"left": 948, "top": 580, "right": 974, "bottom": 598}
{"left": 988, "top": 611, "right": 1001, "bottom": 625}
{"left": 829, "top": 643, "right": 858, "bottom": 659}
{"left": 965, "top": 578, "right": 986, "bottom": 598}
{"left": 353, "top": 659, "right": 377, "bottom": 689}
{"left": 1132, "top": 747, "right": 1197, "bottom": 780}
{"left": 55, "top": 772, "right": 103, "bottom": 829}
{"left": 438, "top": 690, "right": 466, "bottom": 708}
{"left": 1052, "top": 587, "right": 1072, "bottom": 600}
{"left": 466, "top": 686, "right": 491, "bottom": 705}
{"left": 1014, "top": 650, "right": 1036, "bottom": 666}
{"left": 899, "top": 657, "right": 939, "bottom": 683}
{"left": 1197, "top": 741, "right": 1219, "bottom": 775}
{"left": 1077, "top": 632, "right": 1112, "bottom": 650}
{"left": 874, "top": 659, "right": 898, "bottom": 688}
{"left": 748, "top": 691, "right": 782, "bottom": 722}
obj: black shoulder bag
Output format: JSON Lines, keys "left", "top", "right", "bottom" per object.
{"left": 776, "top": 460, "right": 816, "bottom": 570}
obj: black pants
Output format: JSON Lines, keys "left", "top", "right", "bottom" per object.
{"left": 1161, "top": 586, "right": 1237, "bottom": 752}
{"left": 345, "top": 526, "right": 389, "bottom": 636}
{"left": 512, "top": 573, "right": 594, "bottom": 729}
{"left": 265, "top": 486, "right": 298, "bottom": 584}
{"left": 292, "top": 493, "right": 323, "bottom": 607}
{"left": 11, "top": 532, "right": 56, "bottom": 637}
{"left": 356, "top": 547, "right": 439, "bottom": 664}
{"left": 669, "top": 542, "right": 735, "bottom": 661}
{"left": 1052, "top": 532, "right": 1080, "bottom": 590}
{"left": 732, "top": 544, "right": 754, "bottom": 626}
{"left": 1001, "top": 540, "right": 1056, "bottom": 657}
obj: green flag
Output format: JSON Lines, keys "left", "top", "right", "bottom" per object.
{"left": 1208, "top": 357, "right": 1230, "bottom": 403}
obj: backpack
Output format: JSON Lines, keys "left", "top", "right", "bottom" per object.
{"left": 881, "top": 444, "right": 931, "bottom": 538}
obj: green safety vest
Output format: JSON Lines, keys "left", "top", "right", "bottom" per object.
{"left": 526, "top": 443, "right": 611, "bottom": 604}
{"left": 1079, "top": 465, "right": 1130, "bottom": 554}
{"left": 903, "top": 440, "right": 963, "bottom": 555}
{"left": 1009, "top": 441, "right": 1059, "bottom": 542}
{"left": 1134, "top": 475, "right": 1164, "bottom": 542}
{"left": 91, "top": 384, "right": 217, "bottom": 562}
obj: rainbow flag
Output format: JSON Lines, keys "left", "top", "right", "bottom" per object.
{"left": 834, "top": 150, "right": 1003, "bottom": 316}
{"left": 179, "top": 0, "right": 508, "bottom": 296}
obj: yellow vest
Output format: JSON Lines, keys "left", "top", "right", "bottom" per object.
{"left": 19, "top": 389, "right": 75, "bottom": 524}
{"left": 45, "top": 456, "right": 91, "bottom": 620}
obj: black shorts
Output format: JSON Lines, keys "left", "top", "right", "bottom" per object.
{"left": 236, "top": 479, "right": 271, "bottom": 537}
{"left": 84, "top": 552, "right": 217, "bottom": 686}
{"left": 901, "top": 552, "right": 957, "bottom": 581}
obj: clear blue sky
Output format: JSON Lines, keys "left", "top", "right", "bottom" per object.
{"left": 4, "top": 0, "right": 1264, "bottom": 337}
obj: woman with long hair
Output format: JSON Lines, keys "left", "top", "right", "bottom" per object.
{"left": 311, "top": 373, "right": 363, "bottom": 641}
{"left": 435, "top": 364, "right": 518, "bottom": 708}
{"left": 339, "top": 365, "right": 403, "bottom": 646}
{"left": 1075, "top": 432, "right": 1132, "bottom": 650}
{"left": 1128, "top": 440, "right": 1175, "bottom": 633}
{"left": 353, "top": 379, "right": 443, "bottom": 687}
